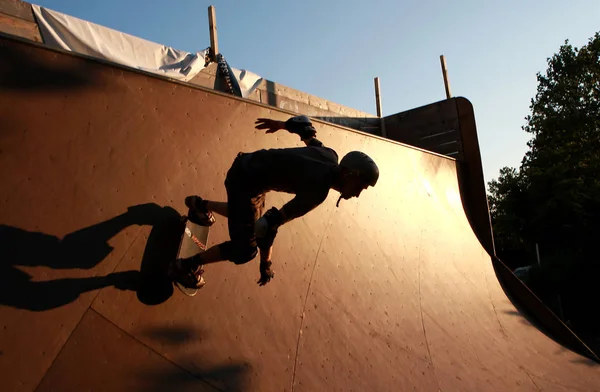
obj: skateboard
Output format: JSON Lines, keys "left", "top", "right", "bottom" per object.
{"left": 171, "top": 216, "right": 210, "bottom": 296}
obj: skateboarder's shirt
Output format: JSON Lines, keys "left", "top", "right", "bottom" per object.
{"left": 241, "top": 138, "right": 339, "bottom": 222}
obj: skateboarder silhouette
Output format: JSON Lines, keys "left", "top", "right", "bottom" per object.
{"left": 170, "top": 115, "right": 379, "bottom": 289}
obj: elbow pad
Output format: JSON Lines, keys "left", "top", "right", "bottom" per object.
{"left": 255, "top": 207, "right": 284, "bottom": 238}
{"left": 285, "top": 117, "right": 317, "bottom": 140}
{"left": 255, "top": 207, "right": 283, "bottom": 250}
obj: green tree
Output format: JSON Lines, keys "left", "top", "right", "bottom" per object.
{"left": 521, "top": 32, "right": 600, "bottom": 259}
{"left": 489, "top": 31, "right": 600, "bottom": 263}
{"left": 488, "top": 32, "right": 600, "bottom": 335}
{"left": 487, "top": 167, "right": 531, "bottom": 267}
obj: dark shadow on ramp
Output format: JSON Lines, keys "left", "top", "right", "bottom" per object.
{"left": 142, "top": 325, "right": 203, "bottom": 347}
{"left": 139, "top": 362, "right": 251, "bottom": 392}
{"left": 493, "top": 256, "right": 600, "bottom": 363}
{"left": 140, "top": 326, "right": 252, "bottom": 392}
{"left": 0, "top": 203, "right": 185, "bottom": 311}
{"left": 0, "top": 34, "right": 102, "bottom": 92}
{"left": 136, "top": 204, "right": 186, "bottom": 306}
{"left": 0, "top": 220, "right": 140, "bottom": 311}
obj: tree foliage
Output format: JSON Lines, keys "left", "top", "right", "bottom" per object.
{"left": 487, "top": 167, "right": 530, "bottom": 266}
{"left": 488, "top": 32, "right": 600, "bottom": 332}
{"left": 521, "top": 32, "right": 600, "bottom": 253}
{"left": 489, "top": 31, "right": 600, "bottom": 260}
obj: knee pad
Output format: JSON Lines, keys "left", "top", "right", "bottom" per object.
{"left": 219, "top": 241, "right": 258, "bottom": 265}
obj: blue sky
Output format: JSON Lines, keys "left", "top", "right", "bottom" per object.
{"left": 32, "top": 0, "right": 600, "bottom": 184}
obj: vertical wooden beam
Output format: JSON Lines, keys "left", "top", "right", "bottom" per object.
{"left": 374, "top": 77, "right": 386, "bottom": 137}
{"left": 208, "top": 5, "right": 219, "bottom": 61}
{"left": 440, "top": 55, "right": 452, "bottom": 99}
{"left": 374, "top": 77, "right": 383, "bottom": 117}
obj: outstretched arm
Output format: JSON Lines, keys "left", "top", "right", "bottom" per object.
{"left": 255, "top": 117, "right": 318, "bottom": 145}
{"left": 254, "top": 118, "right": 286, "bottom": 134}
{"left": 257, "top": 245, "right": 274, "bottom": 286}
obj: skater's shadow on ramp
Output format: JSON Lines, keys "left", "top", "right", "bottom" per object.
{"left": 0, "top": 203, "right": 184, "bottom": 311}
{"left": 135, "top": 205, "right": 186, "bottom": 306}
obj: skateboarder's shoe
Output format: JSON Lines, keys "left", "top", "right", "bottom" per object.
{"left": 185, "top": 195, "right": 216, "bottom": 226}
{"left": 169, "top": 258, "right": 206, "bottom": 289}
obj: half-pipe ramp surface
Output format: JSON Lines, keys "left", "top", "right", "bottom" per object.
{"left": 1, "top": 36, "right": 599, "bottom": 392}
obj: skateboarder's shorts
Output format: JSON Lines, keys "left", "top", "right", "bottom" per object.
{"left": 219, "top": 152, "right": 265, "bottom": 264}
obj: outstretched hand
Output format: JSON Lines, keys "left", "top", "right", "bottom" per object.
{"left": 257, "top": 260, "right": 275, "bottom": 286}
{"left": 255, "top": 118, "right": 285, "bottom": 134}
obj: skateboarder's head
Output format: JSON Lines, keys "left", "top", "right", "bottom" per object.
{"left": 337, "top": 151, "right": 379, "bottom": 202}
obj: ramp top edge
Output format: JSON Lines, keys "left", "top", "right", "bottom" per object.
{"left": 0, "top": 32, "right": 456, "bottom": 162}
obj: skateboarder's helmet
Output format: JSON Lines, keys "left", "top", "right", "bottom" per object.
{"left": 340, "top": 151, "right": 379, "bottom": 186}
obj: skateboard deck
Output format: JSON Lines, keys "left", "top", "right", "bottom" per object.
{"left": 173, "top": 216, "right": 210, "bottom": 296}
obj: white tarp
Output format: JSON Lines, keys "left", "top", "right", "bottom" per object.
{"left": 231, "top": 68, "right": 263, "bottom": 99}
{"left": 31, "top": 4, "right": 209, "bottom": 82}
{"left": 30, "top": 4, "right": 264, "bottom": 97}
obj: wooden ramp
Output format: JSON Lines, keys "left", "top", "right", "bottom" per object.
{"left": 1, "top": 35, "right": 599, "bottom": 392}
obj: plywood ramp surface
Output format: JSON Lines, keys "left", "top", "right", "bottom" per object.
{"left": 1, "top": 36, "right": 598, "bottom": 392}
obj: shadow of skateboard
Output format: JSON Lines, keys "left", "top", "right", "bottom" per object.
{"left": 136, "top": 208, "right": 210, "bottom": 305}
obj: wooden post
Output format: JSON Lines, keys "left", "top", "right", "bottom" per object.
{"left": 374, "top": 77, "right": 383, "bottom": 117}
{"left": 208, "top": 6, "right": 219, "bottom": 61}
{"left": 374, "top": 77, "right": 387, "bottom": 137}
{"left": 440, "top": 55, "right": 452, "bottom": 99}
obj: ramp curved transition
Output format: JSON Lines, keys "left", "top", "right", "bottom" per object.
{"left": 1, "top": 36, "right": 599, "bottom": 392}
